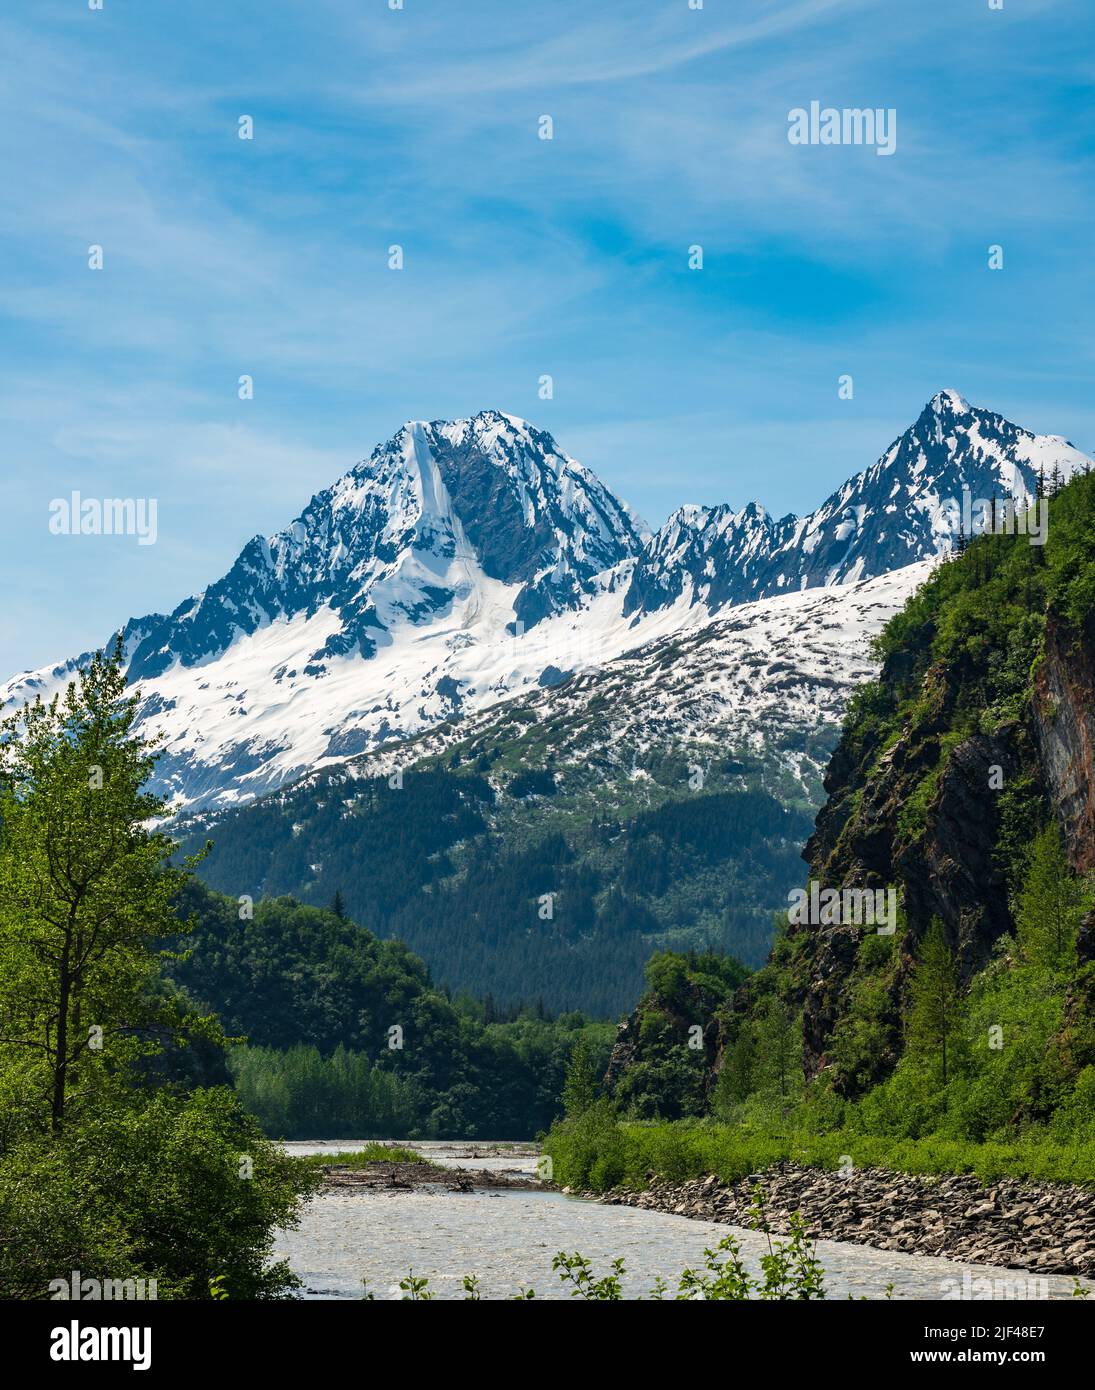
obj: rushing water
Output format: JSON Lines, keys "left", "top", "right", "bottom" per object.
{"left": 276, "top": 1142, "right": 1089, "bottom": 1302}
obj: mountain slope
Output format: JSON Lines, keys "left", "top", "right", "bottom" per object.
{"left": 175, "top": 564, "right": 926, "bottom": 1014}
{"left": 624, "top": 390, "right": 1089, "bottom": 615}
{"left": 595, "top": 468, "right": 1095, "bottom": 1188}
{"left": 7, "top": 412, "right": 651, "bottom": 809}
{"left": 4, "top": 394, "right": 1088, "bottom": 814}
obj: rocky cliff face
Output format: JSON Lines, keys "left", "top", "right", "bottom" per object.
{"left": 601, "top": 592, "right": 1095, "bottom": 1098}
{"left": 796, "top": 702, "right": 1029, "bottom": 1088}
{"left": 602, "top": 471, "right": 1095, "bottom": 1111}
{"left": 1033, "top": 610, "right": 1095, "bottom": 874}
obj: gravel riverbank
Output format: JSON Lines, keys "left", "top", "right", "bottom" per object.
{"left": 591, "top": 1163, "right": 1095, "bottom": 1277}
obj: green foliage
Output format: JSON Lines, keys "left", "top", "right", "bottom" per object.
{"left": 544, "top": 1107, "right": 1095, "bottom": 1193}
{"left": 677, "top": 1219, "right": 824, "bottom": 1301}
{"left": 228, "top": 1045, "right": 420, "bottom": 1140}
{"left": 562, "top": 1036, "right": 598, "bottom": 1118}
{"left": 829, "top": 969, "right": 896, "bottom": 1095}
{"left": 843, "top": 470, "right": 1095, "bottom": 797}
{"left": 0, "top": 642, "right": 218, "bottom": 1134}
{"left": 169, "top": 880, "right": 614, "bottom": 1139}
{"left": 1014, "top": 824, "right": 1091, "bottom": 971}
{"left": 0, "top": 641, "right": 316, "bottom": 1299}
{"left": 753, "top": 997, "right": 802, "bottom": 1102}
{"left": 0, "top": 1087, "right": 314, "bottom": 1301}
{"left": 993, "top": 772, "right": 1046, "bottom": 896}
{"left": 895, "top": 732, "right": 965, "bottom": 840}
{"left": 550, "top": 471, "right": 1095, "bottom": 1195}
{"left": 178, "top": 750, "right": 815, "bottom": 1016}
{"left": 609, "top": 949, "right": 748, "bottom": 1122}
{"left": 712, "top": 1025, "right": 755, "bottom": 1116}
{"left": 305, "top": 1143, "right": 426, "bottom": 1166}
{"left": 1052, "top": 1068, "right": 1095, "bottom": 1145}
{"left": 552, "top": 1251, "right": 627, "bottom": 1299}
{"left": 1043, "top": 468, "right": 1095, "bottom": 628}
{"left": 906, "top": 919, "right": 964, "bottom": 1085}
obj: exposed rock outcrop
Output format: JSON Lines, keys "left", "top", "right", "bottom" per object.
{"left": 1034, "top": 611, "right": 1095, "bottom": 873}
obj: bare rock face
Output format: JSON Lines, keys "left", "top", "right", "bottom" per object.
{"left": 796, "top": 920, "right": 868, "bottom": 1088}
{"left": 896, "top": 730, "right": 1022, "bottom": 978}
{"left": 1034, "top": 610, "right": 1095, "bottom": 873}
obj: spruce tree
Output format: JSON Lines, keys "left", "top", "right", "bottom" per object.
{"left": 907, "top": 918, "right": 962, "bottom": 1085}
{"left": 712, "top": 1022, "right": 755, "bottom": 1114}
{"left": 754, "top": 996, "right": 799, "bottom": 1099}
{"left": 1014, "top": 823, "right": 1091, "bottom": 972}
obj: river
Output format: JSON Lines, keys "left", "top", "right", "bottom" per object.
{"left": 275, "top": 1141, "right": 1089, "bottom": 1301}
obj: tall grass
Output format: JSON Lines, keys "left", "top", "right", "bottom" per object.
{"left": 544, "top": 1102, "right": 1095, "bottom": 1192}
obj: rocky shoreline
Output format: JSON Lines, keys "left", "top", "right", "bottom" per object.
{"left": 590, "top": 1163, "right": 1095, "bottom": 1277}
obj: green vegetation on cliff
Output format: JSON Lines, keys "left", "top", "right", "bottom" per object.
{"left": 548, "top": 470, "right": 1095, "bottom": 1189}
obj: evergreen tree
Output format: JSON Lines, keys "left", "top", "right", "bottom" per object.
{"left": 907, "top": 918, "right": 962, "bottom": 1085}
{"left": 562, "top": 1035, "right": 598, "bottom": 1118}
{"left": 712, "top": 1022, "right": 755, "bottom": 1115}
{"left": 329, "top": 889, "right": 346, "bottom": 920}
{"left": 1014, "top": 823, "right": 1091, "bottom": 972}
{"left": 754, "top": 996, "right": 799, "bottom": 1099}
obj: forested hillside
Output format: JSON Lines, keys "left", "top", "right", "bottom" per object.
{"left": 178, "top": 733, "right": 813, "bottom": 1016}
{"left": 549, "top": 468, "right": 1095, "bottom": 1187}
{"left": 168, "top": 880, "right": 612, "bottom": 1139}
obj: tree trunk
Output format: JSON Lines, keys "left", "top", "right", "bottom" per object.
{"left": 51, "top": 933, "right": 73, "bottom": 1134}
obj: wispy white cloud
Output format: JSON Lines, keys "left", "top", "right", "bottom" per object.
{"left": 0, "top": 0, "right": 1092, "bottom": 673}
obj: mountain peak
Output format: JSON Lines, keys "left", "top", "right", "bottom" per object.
{"left": 625, "top": 392, "right": 1094, "bottom": 621}
{"left": 420, "top": 407, "right": 534, "bottom": 435}
{"left": 7, "top": 395, "right": 1091, "bottom": 813}
{"left": 927, "top": 388, "right": 972, "bottom": 417}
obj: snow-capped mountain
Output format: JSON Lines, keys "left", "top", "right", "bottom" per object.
{"left": 173, "top": 561, "right": 931, "bottom": 1015}
{"left": 273, "top": 561, "right": 932, "bottom": 805}
{"left": 4, "top": 393, "right": 1089, "bottom": 811}
{"left": 131, "top": 410, "right": 648, "bottom": 681}
{"left": 624, "top": 390, "right": 1090, "bottom": 615}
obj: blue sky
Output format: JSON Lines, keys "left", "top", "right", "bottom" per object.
{"left": 2, "top": 0, "right": 1093, "bottom": 674}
